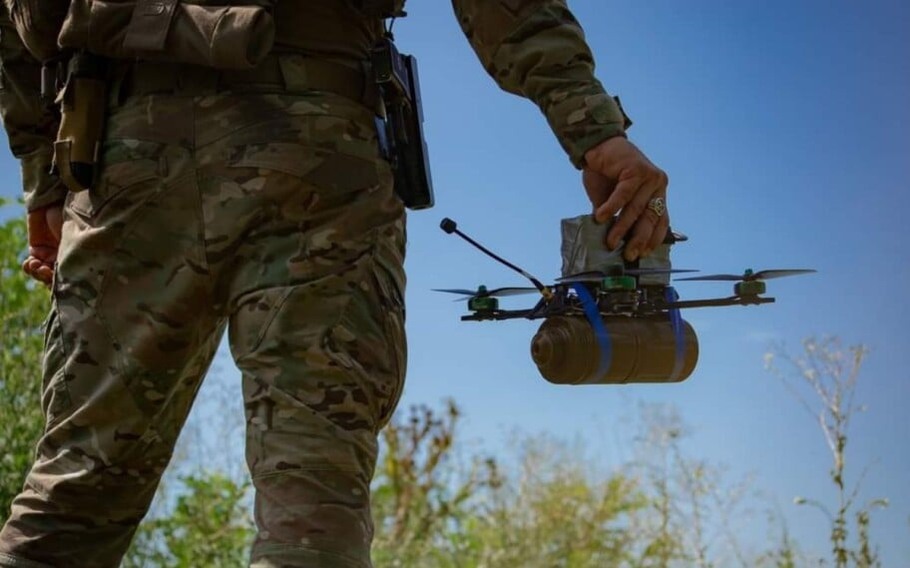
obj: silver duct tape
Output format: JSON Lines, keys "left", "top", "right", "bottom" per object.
{"left": 560, "top": 214, "right": 671, "bottom": 286}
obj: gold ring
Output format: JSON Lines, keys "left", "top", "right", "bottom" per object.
{"left": 647, "top": 197, "right": 666, "bottom": 217}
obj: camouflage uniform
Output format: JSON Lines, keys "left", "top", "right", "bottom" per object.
{"left": 0, "top": 1, "right": 629, "bottom": 566}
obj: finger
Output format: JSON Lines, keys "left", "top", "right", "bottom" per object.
{"left": 22, "top": 255, "right": 54, "bottom": 284}
{"left": 21, "top": 259, "right": 42, "bottom": 283}
{"left": 643, "top": 213, "right": 670, "bottom": 257}
{"left": 594, "top": 176, "right": 639, "bottom": 225}
{"left": 29, "top": 245, "right": 58, "bottom": 265}
{"left": 22, "top": 256, "right": 41, "bottom": 275}
{"left": 625, "top": 208, "right": 661, "bottom": 261}
{"left": 607, "top": 178, "right": 660, "bottom": 250}
{"left": 583, "top": 169, "right": 614, "bottom": 214}
{"left": 34, "top": 264, "right": 54, "bottom": 285}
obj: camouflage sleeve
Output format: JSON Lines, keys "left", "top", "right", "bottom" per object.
{"left": 452, "top": 0, "right": 629, "bottom": 168}
{"left": 0, "top": 6, "right": 65, "bottom": 211}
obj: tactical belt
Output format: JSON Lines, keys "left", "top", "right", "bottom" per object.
{"left": 116, "top": 53, "right": 380, "bottom": 111}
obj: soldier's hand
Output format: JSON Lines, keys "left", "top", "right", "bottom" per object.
{"left": 583, "top": 136, "right": 669, "bottom": 261}
{"left": 22, "top": 203, "right": 64, "bottom": 287}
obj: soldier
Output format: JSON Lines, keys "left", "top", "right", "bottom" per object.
{"left": 0, "top": 1, "right": 668, "bottom": 567}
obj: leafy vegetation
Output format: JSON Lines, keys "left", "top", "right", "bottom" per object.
{"left": 123, "top": 474, "right": 253, "bottom": 567}
{"left": 0, "top": 201, "right": 49, "bottom": 521}
{"left": 767, "top": 338, "right": 887, "bottom": 568}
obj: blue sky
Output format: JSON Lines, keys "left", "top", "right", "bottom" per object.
{"left": 1, "top": 0, "right": 908, "bottom": 563}
{"left": 395, "top": 0, "right": 910, "bottom": 563}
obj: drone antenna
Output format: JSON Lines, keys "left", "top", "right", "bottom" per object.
{"left": 440, "top": 218, "right": 551, "bottom": 299}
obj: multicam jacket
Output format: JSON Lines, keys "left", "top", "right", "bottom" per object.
{"left": 0, "top": 0, "right": 628, "bottom": 211}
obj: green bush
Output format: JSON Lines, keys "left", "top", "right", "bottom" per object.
{"left": 0, "top": 204, "right": 49, "bottom": 522}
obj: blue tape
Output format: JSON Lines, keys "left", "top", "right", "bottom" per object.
{"left": 665, "top": 286, "right": 686, "bottom": 381}
{"left": 571, "top": 283, "right": 612, "bottom": 380}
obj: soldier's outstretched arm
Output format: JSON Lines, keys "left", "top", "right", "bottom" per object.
{"left": 451, "top": 0, "right": 669, "bottom": 259}
{"left": 0, "top": 6, "right": 66, "bottom": 283}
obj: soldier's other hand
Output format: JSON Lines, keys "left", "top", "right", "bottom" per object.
{"left": 23, "top": 203, "right": 64, "bottom": 287}
{"left": 583, "top": 137, "right": 669, "bottom": 261}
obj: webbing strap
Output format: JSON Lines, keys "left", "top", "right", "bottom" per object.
{"left": 571, "top": 283, "right": 611, "bottom": 382}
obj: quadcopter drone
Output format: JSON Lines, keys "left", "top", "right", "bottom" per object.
{"left": 435, "top": 217, "right": 815, "bottom": 386}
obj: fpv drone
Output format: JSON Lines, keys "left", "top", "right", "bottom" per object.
{"left": 435, "top": 217, "right": 815, "bottom": 385}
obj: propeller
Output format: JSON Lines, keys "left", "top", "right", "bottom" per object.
{"left": 676, "top": 268, "right": 816, "bottom": 282}
{"left": 557, "top": 268, "right": 699, "bottom": 284}
{"left": 433, "top": 286, "right": 539, "bottom": 301}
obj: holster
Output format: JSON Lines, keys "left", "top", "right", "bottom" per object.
{"left": 372, "top": 37, "right": 434, "bottom": 210}
{"left": 53, "top": 52, "right": 109, "bottom": 193}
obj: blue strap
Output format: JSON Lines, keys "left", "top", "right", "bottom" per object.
{"left": 665, "top": 286, "right": 686, "bottom": 381}
{"left": 571, "top": 283, "right": 612, "bottom": 380}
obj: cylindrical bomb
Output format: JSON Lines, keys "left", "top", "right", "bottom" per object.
{"left": 531, "top": 315, "right": 699, "bottom": 385}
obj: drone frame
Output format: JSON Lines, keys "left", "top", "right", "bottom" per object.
{"left": 437, "top": 217, "right": 814, "bottom": 323}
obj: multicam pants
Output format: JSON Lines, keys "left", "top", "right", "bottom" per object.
{"left": 0, "top": 87, "right": 407, "bottom": 567}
